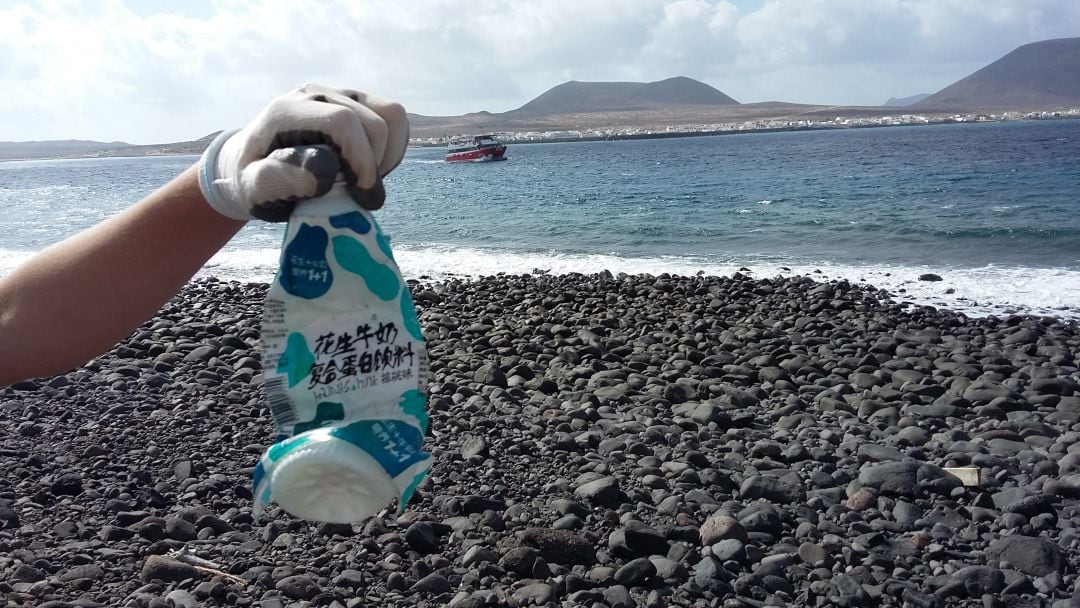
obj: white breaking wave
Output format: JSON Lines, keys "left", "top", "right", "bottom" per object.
{"left": 200, "top": 244, "right": 1080, "bottom": 320}
{"left": 5, "top": 245, "right": 1080, "bottom": 320}
{"left": 399, "top": 250, "right": 1080, "bottom": 320}
{"left": 0, "top": 250, "right": 36, "bottom": 276}
{"left": 199, "top": 247, "right": 282, "bottom": 282}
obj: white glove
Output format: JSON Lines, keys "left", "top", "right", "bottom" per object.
{"left": 198, "top": 84, "right": 409, "bottom": 221}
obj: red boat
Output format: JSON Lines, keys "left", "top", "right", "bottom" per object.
{"left": 445, "top": 134, "right": 508, "bottom": 163}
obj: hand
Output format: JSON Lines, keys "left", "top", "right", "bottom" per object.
{"left": 198, "top": 84, "right": 409, "bottom": 221}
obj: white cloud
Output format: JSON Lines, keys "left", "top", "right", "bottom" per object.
{"left": 0, "top": 0, "right": 1077, "bottom": 143}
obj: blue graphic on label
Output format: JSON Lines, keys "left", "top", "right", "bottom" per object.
{"left": 280, "top": 223, "right": 333, "bottom": 299}
{"left": 329, "top": 211, "right": 372, "bottom": 235}
{"left": 329, "top": 420, "right": 426, "bottom": 478}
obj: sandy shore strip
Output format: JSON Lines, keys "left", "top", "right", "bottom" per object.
{"left": 1, "top": 273, "right": 1079, "bottom": 607}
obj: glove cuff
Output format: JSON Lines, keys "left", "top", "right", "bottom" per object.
{"left": 198, "top": 128, "right": 249, "bottom": 221}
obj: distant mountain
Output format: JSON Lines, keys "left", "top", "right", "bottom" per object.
{"left": 883, "top": 94, "right": 931, "bottom": 107}
{"left": 0, "top": 139, "right": 130, "bottom": 160}
{"left": 513, "top": 76, "right": 738, "bottom": 115}
{"left": 915, "top": 37, "right": 1080, "bottom": 110}
{"left": 0, "top": 133, "right": 219, "bottom": 161}
{"left": 15, "top": 46, "right": 1080, "bottom": 158}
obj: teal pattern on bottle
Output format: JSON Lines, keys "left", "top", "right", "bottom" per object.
{"left": 328, "top": 420, "right": 429, "bottom": 478}
{"left": 399, "top": 390, "right": 429, "bottom": 434}
{"left": 293, "top": 401, "right": 346, "bottom": 435}
{"left": 278, "top": 332, "right": 315, "bottom": 388}
{"left": 331, "top": 235, "right": 400, "bottom": 300}
{"left": 399, "top": 286, "right": 423, "bottom": 341}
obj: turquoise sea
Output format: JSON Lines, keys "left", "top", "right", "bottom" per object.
{"left": 2, "top": 119, "right": 1079, "bottom": 318}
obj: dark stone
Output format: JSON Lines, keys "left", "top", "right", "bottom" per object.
{"left": 604, "top": 585, "right": 635, "bottom": 608}
{"left": 1030, "top": 377, "right": 1078, "bottom": 396}
{"left": 59, "top": 564, "right": 104, "bottom": 582}
{"left": 474, "top": 362, "right": 507, "bottom": 388}
{"left": 574, "top": 476, "right": 623, "bottom": 506}
{"left": 276, "top": 574, "right": 319, "bottom": 601}
{"left": 674, "top": 401, "right": 733, "bottom": 426}
{"left": 798, "top": 542, "right": 830, "bottom": 568}
{"left": 986, "top": 535, "right": 1064, "bottom": 576}
{"left": 901, "top": 588, "right": 940, "bottom": 608}
{"left": 165, "top": 516, "right": 197, "bottom": 541}
{"left": 858, "top": 461, "right": 920, "bottom": 497}
{"left": 612, "top": 520, "right": 669, "bottom": 558}
{"left": 409, "top": 572, "right": 451, "bottom": 594}
{"left": 331, "top": 569, "right": 367, "bottom": 590}
{"left": 1003, "top": 494, "right": 1056, "bottom": 517}
{"left": 692, "top": 557, "right": 732, "bottom": 595}
{"left": 739, "top": 474, "right": 803, "bottom": 503}
{"left": 140, "top": 555, "right": 198, "bottom": 584}
{"left": 462, "top": 545, "right": 498, "bottom": 567}
{"left": 520, "top": 528, "right": 595, "bottom": 565}
{"left": 317, "top": 522, "right": 354, "bottom": 537}
{"left": 52, "top": 520, "right": 79, "bottom": 538}
{"left": 833, "top": 573, "right": 874, "bottom": 607}
{"left": 739, "top": 503, "right": 784, "bottom": 536}
{"left": 613, "top": 557, "right": 656, "bottom": 586}
{"left": 954, "top": 565, "right": 1006, "bottom": 595}
{"left": 100, "top": 524, "right": 137, "bottom": 541}
{"left": 762, "top": 574, "right": 795, "bottom": 595}
{"left": 49, "top": 472, "right": 84, "bottom": 496}
{"left": 385, "top": 572, "right": 407, "bottom": 592}
{"left": 462, "top": 494, "right": 506, "bottom": 513}
{"left": 11, "top": 563, "right": 47, "bottom": 583}
{"left": 0, "top": 507, "right": 19, "bottom": 529}
{"left": 500, "top": 546, "right": 540, "bottom": 575}
{"left": 711, "top": 538, "right": 746, "bottom": 562}
{"left": 404, "top": 521, "right": 439, "bottom": 553}
{"left": 193, "top": 514, "right": 231, "bottom": 536}
{"left": 184, "top": 345, "right": 218, "bottom": 362}
{"left": 513, "top": 582, "right": 556, "bottom": 605}
{"left": 650, "top": 556, "right": 689, "bottom": 583}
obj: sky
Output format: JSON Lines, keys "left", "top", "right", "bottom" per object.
{"left": 1, "top": 0, "right": 1078, "bottom": 144}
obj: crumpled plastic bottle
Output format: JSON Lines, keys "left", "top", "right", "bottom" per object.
{"left": 251, "top": 182, "right": 430, "bottom": 524}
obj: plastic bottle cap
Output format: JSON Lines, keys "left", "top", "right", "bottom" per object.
{"left": 268, "top": 437, "right": 398, "bottom": 523}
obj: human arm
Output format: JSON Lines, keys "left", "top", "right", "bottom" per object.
{"left": 0, "top": 84, "right": 409, "bottom": 385}
{"left": 0, "top": 165, "right": 244, "bottom": 384}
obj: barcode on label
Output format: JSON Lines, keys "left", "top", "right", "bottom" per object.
{"left": 263, "top": 375, "right": 297, "bottom": 429}
{"left": 417, "top": 348, "right": 431, "bottom": 393}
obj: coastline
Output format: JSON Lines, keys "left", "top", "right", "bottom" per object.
{"left": 2, "top": 271, "right": 1079, "bottom": 606}
{"left": 410, "top": 112, "right": 1080, "bottom": 148}
{"left": 4, "top": 111, "right": 1079, "bottom": 161}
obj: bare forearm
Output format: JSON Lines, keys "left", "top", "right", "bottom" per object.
{"left": 0, "top": 165, "right": 246, "bottom": 384}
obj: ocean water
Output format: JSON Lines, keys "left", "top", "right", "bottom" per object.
{"left": 2, "top": 120, "right": 1079, "bottom": 318}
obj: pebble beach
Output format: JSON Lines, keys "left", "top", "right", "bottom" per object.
{"left": 2, "top": 272, "right": 1080, "bottom": 608}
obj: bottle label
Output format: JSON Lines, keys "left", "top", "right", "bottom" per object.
{"left": 254, "top": 196, "right": 431, "bottom": 522}
{"left": 261, "top": 209, "right": 429, "bottom": 438}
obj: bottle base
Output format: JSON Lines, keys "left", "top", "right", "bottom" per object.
{"left": 270, "top": 438, "right": 398, "bottom": 523}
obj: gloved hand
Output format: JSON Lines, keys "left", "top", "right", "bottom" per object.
{"left": 198, "top": 84, "right": 409, "bottom": 222}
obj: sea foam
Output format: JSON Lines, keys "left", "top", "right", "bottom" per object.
{"left": 195, "top": 244, "right": 1080, "bottom": 321}
{"left": 3, "top": 243, "right": 1076, "bottom": 320}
